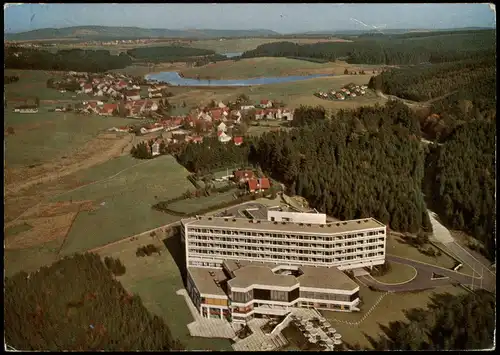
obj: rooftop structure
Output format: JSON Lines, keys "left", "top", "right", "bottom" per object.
{"left": 267, "top": 210, "right": 327, "bottom": 224}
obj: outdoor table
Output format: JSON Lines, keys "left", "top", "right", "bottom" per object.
{"left": 334, "top": 339, "right": 342, "bottom": 345}
{"left": 334, "top": 333, "right": 341, "bottom": 339}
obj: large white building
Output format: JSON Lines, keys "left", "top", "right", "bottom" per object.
{"left": 180, "top": 214, "right": 387, "bottom": 323}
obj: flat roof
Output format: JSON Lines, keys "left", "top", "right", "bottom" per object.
{"left": 182, "top": 216, "right": 385, "bottom": 235}
{"left": 297, "top": 265, "right": 359, "bottom": 291}
{"left": 223, "top": 259, "right": 278, "bottom": 274}
{"left": 228, "top": 265, "right": 299, "bottom": 289}
{"left": 225, "top": 262, "right": 359, "bottom": 291}
{"left": 188, "top": 267, "right": 228, "bottom": 297}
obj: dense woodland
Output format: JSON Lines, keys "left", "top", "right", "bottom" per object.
{"left": 355, "top": 290, "right": 495, "bottom": 350}
{"left": 4, "top": 253, "right": 183, "bottom": 351}
{"left": 4, "top": 47, "right": 132, "bottom": 72}
{"left": 424, "top": 121, "right": 495, "bottom": 260}
{"left": 368, "top": 55, "right": 496, "bottom": 102}
{"left": 241, "top": 30, "right": 495, "bottom": 65}
{"left": 368, "top": 51, "right": 496, "bottom": 259}
{"left": 178, "top": 102, "right": 431, "bottom": 233}
{"left": 126, "top": 45, "right": 227, "bottom": 64}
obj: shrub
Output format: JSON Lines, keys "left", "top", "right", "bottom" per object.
{"left": 104, "top": 256, "right": 126, "bottom": 276}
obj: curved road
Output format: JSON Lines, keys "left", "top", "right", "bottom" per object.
{"left": 358, "top": 255, "right": 495, "bottom": 293}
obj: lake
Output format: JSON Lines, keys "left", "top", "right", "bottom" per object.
{"left": 145, "top": 71, "right": 334, "bottom": 87}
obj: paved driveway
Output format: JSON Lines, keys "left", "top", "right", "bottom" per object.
{"left": 359, "top": 255, "right": 494, "bottom": 293}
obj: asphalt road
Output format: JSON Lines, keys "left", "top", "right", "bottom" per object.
{"left": 358, "top": 255, "right": 495, "bottom": 293}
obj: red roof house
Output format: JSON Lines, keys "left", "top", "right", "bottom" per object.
{"left": 233, "top": 170, "right": 254, "bottom": 183}
{"left": 247, "top": 178, "right": 271, "bottom": 193}
{"left": 210, "top": 108, "right": 223, "bottom": 121}
{"left": 233, "top": 136, "right": 243, "bottom": 146}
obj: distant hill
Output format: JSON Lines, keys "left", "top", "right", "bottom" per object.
{"left": 4, "top": 26, "right": 281, "bottom": 41}
{"left": 289, "top": 27, "right": 495, "bottom": 37}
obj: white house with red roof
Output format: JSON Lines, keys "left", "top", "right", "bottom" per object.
{"left": 125, "top": 90, "right": 141, "bottom": 101}
{"left": 217, "top": 131, "right": 232, "bottom": 143}
{"left": 217, "top": 122, "right": 227, "bottom": 132}
{"left": 233, "top": 136, "right": 243, "bottom": 146}
{"left": 255, "top": 109, "right": 266, "bottom": 120}
{"left": 260, "top": 99, "right": 273, "bottom": 108}
{"left": 83, "top": 84, "right": 93, "bottom": 94}
{"left": 98, "top": 103, "right": 118, "bottom": 116}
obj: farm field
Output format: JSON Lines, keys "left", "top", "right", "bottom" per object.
{"left": 4, "top": 69, "right": 93, "bottom": 102}
{"left": 4, "top": 109, "right": 132, "bottom": 168}
{"left": 179, "top": 57, "right": 379, "bottom": 80}
{"left": 321, "top": 284, "right": 467, "bottom": 349}
{"left": 95, "top": 231, "right": 232, "bottom": 351}
{"left": 169, "top": 74, "right": 382, "bottom": 111}
{"left": 166, "top": 190, "right": 238, "bottom": 214}
{"left": 46, "top": 155, "right": 192, "bottom": 255}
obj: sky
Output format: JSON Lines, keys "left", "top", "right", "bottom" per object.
{"left": 4, "top": 3, "right": 496, "bottom": 34}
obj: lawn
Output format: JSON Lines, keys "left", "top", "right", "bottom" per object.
{"left": 167, "top": 190, "right": 238, "bottom": 214}
{"left": 4, "top": 239, "right": 61, "bottom": 278}
{"left": 372, "top": 262, "right": 417, "bottom": 284}
{"left": 322, "top": 284, "right": 467, "bottom": 349}
{"left": 4, "top": 109, "right": 131, "bottom": 168}
{"left": 180, "top": 57, "right": 338, "bottom": 80}
{"left": 95, "top": 232, "right": 232, "bottom": 351}
{"left": 49, "top": 155, "right": 192, "bottom": 255}
{"left": 4, "top": 69, "right": 93, "bottom": 102}
{"left": 5, "top": 222, "right": 33, "bottom": 237}
{"left": 386, "top": 233, "right": 457, "bottom": 270}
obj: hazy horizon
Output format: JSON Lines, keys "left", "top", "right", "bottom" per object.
{"left": 4, "top": 3, "right": 496, "bottom": 34}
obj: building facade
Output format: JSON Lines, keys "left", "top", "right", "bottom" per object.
{"left": 181, "top": 216, "right": 386, "bottom": 271}
{"left": 180, "top": 215, "right": 387, "bottom": 323}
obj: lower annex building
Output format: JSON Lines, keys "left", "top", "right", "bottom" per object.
{"left": 180, "top": 211, "right": 387, "bottom": 323}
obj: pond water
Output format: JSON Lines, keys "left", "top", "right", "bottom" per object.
{"left": 223, "top": 52, "right": 243, "bottom": 58}
{"left": 145, "top": 71, "right": 334, "bottom": 87}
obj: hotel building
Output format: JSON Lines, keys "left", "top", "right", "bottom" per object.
{"left": 180, "top": 214, "right": 386, "bottom": 323}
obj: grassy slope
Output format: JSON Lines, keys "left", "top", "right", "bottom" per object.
{"left": 51, "top": 155, "right": 192, "bottom": 255}
{"left": 4, "top": 109, "right": 131, "bottom": 167}
{"left": 179, "top": 57, "right": 378, "bottom": 80}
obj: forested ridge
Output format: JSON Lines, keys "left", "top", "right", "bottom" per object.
{"left": 4, "top": 47, "right": 132, "bottom": 72}
{"left": 368, "top": 55, "right": 496, "bottom": 102}
{"left": 178, "top": 101, "right": 431, "bottom": 233}
{"left": 4, "top": 253, "right": 184, "bottom": 351}
{"left": 126, "top": 45, "right": 227, "bottom": 64}
{"left": 357, "top": 290, "right": 495, "bottom": 350}
{"left": 424, "top": 121, "right": 495, "bottom": 260}
{"left": 368, "top": 49, "right": 496, "bottom": 260}
{"left": 241, "top": 30, "right": 495, "bottom": 65}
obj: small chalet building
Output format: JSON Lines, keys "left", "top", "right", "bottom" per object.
{"left": 260, "top": 99, "right": 273, "bottom": 108}
{"left": 217, "top": 131, "right": 232, "bottom": 143}
{"left": 217, "top": 122, "right": 227, "bottom": 132}
{"left": 151, "top": 140, "right": 161, "bottom": 156}
{"left": 247, "top": 178, "right": 271, "bottom": 193}
{"left": 83, "top": 84, "right": 93, "bottom": 94}
{"left": 255, "top": 109, "right": 265, "bottom": 120}
{"left": 233, "top": 136, "right": 243, "bottom": 146}
{"left": 233, "top": 170, "right": 254, "bottom": 183}
{"left": 240, "top": 105, "right": 255, "bottom": 111}
{"left": 125, "top": 90, "right": 141, "bottom": 101}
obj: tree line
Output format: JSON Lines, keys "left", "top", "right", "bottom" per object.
{"left": 4, "top": 253, "right": 184, "bottom": 351}
{"left": 177, "top": 102, "right": 431, "bottom": 233}
{"left": 4, "top": 47, "right": 132, "bottom": 72}
{"left": 240, "top": 30, "right": 495, "bottom": 65}
{"left": 126, "top": 45, "right": 228, "bottom": 64}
